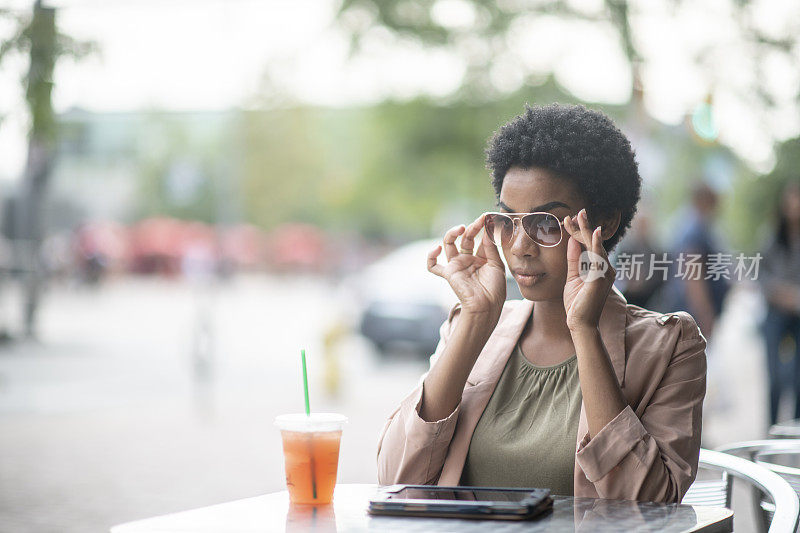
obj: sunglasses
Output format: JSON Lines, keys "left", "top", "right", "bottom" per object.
{"left": 484, "top": 211, "right": 564, "bottom": 247}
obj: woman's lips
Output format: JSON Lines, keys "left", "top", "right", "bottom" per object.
{"left": 513, "top": 271, "right": 545, "bottom": 286}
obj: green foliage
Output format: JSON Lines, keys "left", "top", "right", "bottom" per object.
{"left": 336, "top": 0, "right": 798, "bottom": 112}
{"left": 337, "top": 0, "right": 609, "bottom": 99}
{"left": 240, "top": 108, "right": 328, "bottom": 229}
{"left": 55, "top": 92, "right": 767, "bottom": 250}
{"left": 237, "top": 77, "right": 587, "bottom": 240}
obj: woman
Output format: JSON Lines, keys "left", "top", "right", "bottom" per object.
{"left": 377, "top": 104, "right": 707, "bottom": 503}
{"left": 760, "top": 181, "right": 800, "bottom": 426}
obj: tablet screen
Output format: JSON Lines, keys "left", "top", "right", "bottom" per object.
{"left": 389, "top": 487, "right": 535, "bottom": 502}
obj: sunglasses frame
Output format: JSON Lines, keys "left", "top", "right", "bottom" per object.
{"left": 484, "top": 211, "right": 564, "bottom": 248}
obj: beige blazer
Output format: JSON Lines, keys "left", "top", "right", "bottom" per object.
{"left": 376, "top": 286, "right": 707, "bottom": 503}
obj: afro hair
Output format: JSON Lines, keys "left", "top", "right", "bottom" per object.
{"left": 486, "top": 103, "right": 641, "bottom": 251}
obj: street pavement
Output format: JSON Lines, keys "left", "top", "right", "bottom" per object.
{"left": 0, "top": 275, "right": 774, "bottom": 532}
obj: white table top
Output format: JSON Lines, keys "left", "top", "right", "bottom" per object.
{"left": 111, "top": 484, "right": 733, "bottom": 532}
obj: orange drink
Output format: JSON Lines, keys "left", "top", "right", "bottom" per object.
{"left": 280, "top": 430, "right": 341, "bottom": 504}
{"left": 275, "top": 413, "right": 347, "bottom": 505}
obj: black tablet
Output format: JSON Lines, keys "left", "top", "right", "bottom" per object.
{"left": 368, "top": 485, "right": 552, "bottom": 520}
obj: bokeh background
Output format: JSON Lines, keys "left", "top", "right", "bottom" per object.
{"left": 1, "top": 1, "right": 800, "bottom": 531}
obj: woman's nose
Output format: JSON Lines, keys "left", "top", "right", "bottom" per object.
{"left": 509, "top": 220, "right": 538, "bottom": 257}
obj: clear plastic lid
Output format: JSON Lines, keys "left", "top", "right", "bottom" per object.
{"left": 274, "top": 413, "right": 348, "bottom": 432}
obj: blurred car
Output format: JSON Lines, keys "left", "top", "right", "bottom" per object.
{"left": 351, "top": 239, "right": 522, "bottom": 357}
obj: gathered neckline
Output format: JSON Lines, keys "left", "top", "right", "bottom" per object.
{"left": 515, "top": 342, "right": 577, "bottom": 371}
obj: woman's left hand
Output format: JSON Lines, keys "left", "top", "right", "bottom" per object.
{"left": 562, "top": 208, "right": 617, "bottom": 332}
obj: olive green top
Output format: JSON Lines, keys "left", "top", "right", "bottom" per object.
{"left": 459, "top": 342, "right": 582, "bottom": 495}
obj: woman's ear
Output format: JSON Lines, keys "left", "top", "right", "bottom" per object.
{"left": 599, "top": 211, "right": 622, "bottom": 241}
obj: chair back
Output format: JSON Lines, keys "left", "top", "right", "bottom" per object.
{"left": 716, "top": 441, "right": 800, "bottom": 533}
{"left": 682, "top": 470, "right": 731, "bottom": 508}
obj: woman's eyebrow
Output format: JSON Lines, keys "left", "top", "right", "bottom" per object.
{"left": 533, "top": 201, "right": 571, "bottom": 211}
{"left": 497, "top": 200, "right": 570, "bottom": 212}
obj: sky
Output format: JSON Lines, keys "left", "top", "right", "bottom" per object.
{"left": 1, "top": 0, "right": 798, "bottom": 182}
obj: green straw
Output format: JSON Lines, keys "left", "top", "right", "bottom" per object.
{"left": 301, "top": 349, "right": 317, "bottom": 499}
{"left": 301, "top": 349, "right": 311, "bottom": 416}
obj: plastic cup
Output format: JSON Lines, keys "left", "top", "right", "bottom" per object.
{"left": 275, "top": 413, "right": 347, "bottom": 505}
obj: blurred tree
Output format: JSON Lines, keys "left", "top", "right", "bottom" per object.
{"left": 48, "top": 93, "right": 757, "bottom": 249}
{"left": 335, "top": 0, "right": 798, "bottom": 113}
{"left": 335, "top": 0, "right": 799, "bottom": 192}
{"left": 240, "top": 108, "right": 328, "bottom": 230}
{"left": 332, "top": 0, "right": 784, "bottom": 252}
{"left": 337, "top": 0, "right": 613, "bottom": 97}
{"left": 0, "top": 2, "right": 95, "bottom": 337}
{"left": 239, "top": 78, "right": 588, "bottom": 240}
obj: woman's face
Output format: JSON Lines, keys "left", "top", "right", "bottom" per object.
{"left": 498, "top": 166, "right": 586, "bottom": 302}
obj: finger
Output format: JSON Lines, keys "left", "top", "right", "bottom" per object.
{"left": 593, "top": 226, "right": 615, "bottom": 281}
{"left": 591, "top": 225, "right": 599, "bottom": 251}
{"left": 475, "top": 233, "right": 487, "bottom": 260}
{"left": 563, "top": 215, "right": 572, "bottom": 234}
{"left": 459, "top": 214, "right": 484, "bottom": 253}
{"left": 563, "top": 215, "right": 582, "bottom": 245}
{"left": 443, "top": 225, "right": 464, "bottom": 261}
{"left": 427, "top": 245, "right": 445, "bottom": 277}
{"left": 566, "top": 235, "right": 581, "bottom": 280}
{"left": 576, "top": 209, "right": 593, "bottom": 250}
{"left": 481, "top": 228, "right": 504, "bottom": 267}
{"left": 592, "top": 225, "right": 604, "bottom": 255}
{"left": 592, "top": 225, "right": 610, "bottom": 260}
{"left": 590, "top": 225, "right": 605, "bottom": 280}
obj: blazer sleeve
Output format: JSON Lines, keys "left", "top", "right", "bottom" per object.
{"left": 574, "top": 311, "right": 707, "bottom": 503}
{"left": 376, "top": 304, "right": 462, "bottom": 486}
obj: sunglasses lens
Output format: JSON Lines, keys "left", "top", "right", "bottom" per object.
{"left": 485, "top": 214, "right": 514, "bottom": 245}
{"left": 522, "top": 213, "right": 562, "bottom": 246}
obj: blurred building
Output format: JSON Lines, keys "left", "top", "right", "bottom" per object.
{"left": 53, "top": 108, "right": 240, "bottom": 224}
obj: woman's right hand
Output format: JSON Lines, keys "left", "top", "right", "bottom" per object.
{"left": 427, "top": 213, "right": 506, "bottom": 320}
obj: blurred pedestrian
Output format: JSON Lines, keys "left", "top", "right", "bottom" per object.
{"left": 665, "top": 183, "right": 730, "bottom": 340}
{"left": 613, "top": 209, "right": 665, "bottom": 309}
{"left": 759, "top": 181, "right": 800, "bottom": 425}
